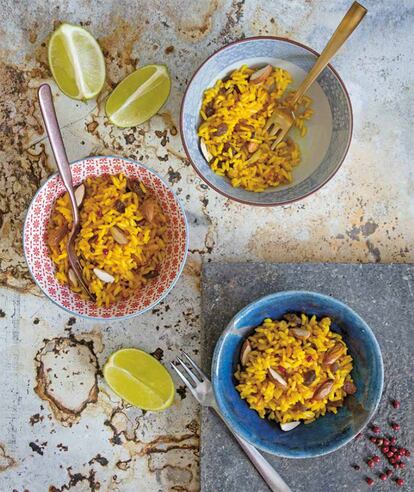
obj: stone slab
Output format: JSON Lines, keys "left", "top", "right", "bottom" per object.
{"left": 200, "top": 263, "right": 414, "bottom": 492}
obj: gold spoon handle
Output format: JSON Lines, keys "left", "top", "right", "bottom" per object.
{"left": 292, "top": 1, "right": 367, "bottom": 106}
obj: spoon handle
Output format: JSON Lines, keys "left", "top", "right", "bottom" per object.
{"left": 38, "top": 84, "right": 79, "bottom": 225}
{"left": 292, "top": 1, "right": 367, "bottom": 106}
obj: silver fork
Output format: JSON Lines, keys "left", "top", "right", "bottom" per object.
{"left": 171, "top": 351, "right": 292, "bottom": 492}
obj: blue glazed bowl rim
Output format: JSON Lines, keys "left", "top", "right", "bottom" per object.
{"left": 22, "top": 155, "right": 189, "bottom": 322}
{"left": 211, "top": 290, "right": 384, "bottom": 458}
{"left": 180, "top": 36, "right": 354, "bottom": 207}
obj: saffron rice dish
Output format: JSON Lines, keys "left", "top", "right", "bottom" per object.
{"left": 198, "top": 65, "right": 313, "bottom": 192}
{"left": 235, "top": 313, "right": 356, "bottom": 428}
{"left": 47, "top": 173, "right": 168, "bottom": 307}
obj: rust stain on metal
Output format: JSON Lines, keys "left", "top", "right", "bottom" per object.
{"left": 0, "top": 47, "right": 54, "bottom": 293}
{"left": 98, "top": 17, "right": 143, "bottom": 87}
{"left": 0, "top": 443, "right": 16, "bottom": 472}
{"left": 166, "top": 0, "right": 219, "bottom": 41}
{"left": 34, "top": 333, "right": 103, "bottom": 426}
{"left": 49, "top": 466, "right": 100, "bottom": 492}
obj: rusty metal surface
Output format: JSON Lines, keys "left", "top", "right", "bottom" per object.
{"left": 0, "top": 0, "right": 412, "bottom": 490}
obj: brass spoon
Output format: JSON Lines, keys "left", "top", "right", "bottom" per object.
{"left": 263, "top": 1, "right": 367, "bottom": 151}
{"left": 38, "top": 84, "right": 93, "bottom": 300}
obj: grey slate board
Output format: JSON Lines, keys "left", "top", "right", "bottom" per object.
{"left": 200, "top": 263, "right": 414, "bottom": 492}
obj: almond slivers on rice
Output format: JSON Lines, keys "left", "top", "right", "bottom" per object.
{"left": 198, "top": 65, "right": 313, "bottom": 192}
{"left": 235, "top": 314, "right": 355, "bottom": 425}
{"left": 47, "top": 173, "right": 168, "bottom": 307}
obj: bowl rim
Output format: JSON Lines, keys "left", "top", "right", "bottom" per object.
{"left": 22, "top": 155, "right": 189, "bottom": 321}
{"left": 180, "top": 35, "right": 354, "bottom": 207}
{"left": 211, "top": 290, "right": 384, "bottom": 458}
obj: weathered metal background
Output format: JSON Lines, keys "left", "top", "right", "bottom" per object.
{"left": 0, "top": 0, "right": 412, "bottom": 490}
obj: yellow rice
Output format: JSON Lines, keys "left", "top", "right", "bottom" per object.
{"left": 198, "top": 65, "right": 313, "bottom": 192}
{"left": 47, "top": 173, "right": 168, "bottom": 307}
{"left": 235, "top": 314, "right": 354, "bottom": 424}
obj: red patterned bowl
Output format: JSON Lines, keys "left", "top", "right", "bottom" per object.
{"left": 23, "top": 156, "right": 188, "bottom": 320}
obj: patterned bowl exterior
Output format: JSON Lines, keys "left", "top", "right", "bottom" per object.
{"left": 180, "top": 36, "right": 353, "bottom": 206}
{"left": 23, "top": 156, "right": 188, "bottom": 320}
{"left": 212, "top": 291, "right": 384, "bottom": 458}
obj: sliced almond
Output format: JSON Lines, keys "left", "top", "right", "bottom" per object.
{"left": 323, "top": 343, "right": 344, "bottom": 365}
{"left": 268, "top": 367, "right": 287, "bottom": 388}
{"left": 240, "top": 339, "right": 252, "bottom": 366}
{"left": 280, "top": 421, "right": 301, "bottom": 432}
{"left": 141, "top": 199, "right": 156, "bottom": 223}
{"left": 247, "top": 141, "right": 259, "bottom": 153}
{"left": 313, "top": 380, "right": 334, "bottom": 401}
{"left": 74, "top": 183, "right": 85, "bottom": 207}
{"left": 93, "top": 268, "right": 115, "bottom": 283}
{"left": 250, "top": 64, "right": 273, "bottom": 84}
{"left": 110, "top": 226, "right": 129, "bottom": 245}
{"left": 290, "top": 328, "right": 311, "bottom": 339}
{"left": 68, "top": 268, "right": 78, "bottom": 288}
{"left": 200, "top": 138, "right": 213, "bottom": 162}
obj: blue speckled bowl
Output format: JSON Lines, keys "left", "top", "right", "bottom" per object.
{"left": 180, "top": 37, "right": 353, "bottom": 206}
{"left": 212, "top": 291, "right": 383, "bottom": 458}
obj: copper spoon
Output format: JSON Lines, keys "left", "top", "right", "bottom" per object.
{"left": 38, "top": 84, "right": 93, "bottom": 300}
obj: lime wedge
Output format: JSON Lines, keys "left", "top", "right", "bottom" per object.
{"left": 103, "top": 348, "right": 175, "bottom": 411}
{"left": 105, "top": 64, "right": 171, "bottom": 127}
{"left": 48, "top": 23, "right": 105, "bottom": 100}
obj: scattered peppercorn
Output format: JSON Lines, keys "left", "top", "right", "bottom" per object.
{"left": 370, "top": 437, "right": 377, "bottom": 444}
{"left": 372, "top": 425, "right": 381, "bottom": 434}
{"left": 391, "top": 423, "right": 401, "bottom": 431}
{"left": 387, "top": 452, "right": 394, "bottom": 458}
{"left": 386, "top": 469, "right": 393, "bottom": 477}
{"left": 396, "top": 478, "right": 404, "bottom": 486}
{"left": 398, "top": 462, "right": 406, "bottom": 469}
{"left": 380, "top": 473, "right": 387, "bottom": 481}
{"left": 405, "top": 450, "right": 411, "bottom": 457}
{"left": 392, "top": 400, "right": 401, "bottom": 409}
{"left": 373, "top": 456, "right": 381, "bottom": 463}
{"left": 368, "top": 459, "right": 375, "bottom": 469}
{"left": 383, "top": 439, "right": 390, "bottom": 447}
{"left": 382, "top": 446, "right": 390, "bottom": 454}
{"left": 366, "top": 477, "right": 374, "bottom": 486}
{"left": 391, "top": 437, "right": 397, "bottom": 445}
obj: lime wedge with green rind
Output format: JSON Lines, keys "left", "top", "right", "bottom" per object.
{"left": 105, "top": 64, "right": 171, "bottom": 127}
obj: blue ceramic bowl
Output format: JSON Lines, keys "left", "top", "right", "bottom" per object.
{"left": 212, "top": 291, "right": 383, "bottom": 458}
{"left": 180, "top": 37, "right": 353, "bottom": 206}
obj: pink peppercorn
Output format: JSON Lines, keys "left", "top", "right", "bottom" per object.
{"left": 387, "top": 452, "right": 394, "bottom": 458}
{"left": 391, "top": 437, "right": 397, "bottom": 445}
{"left": 366, "top": 477, "right": 374, "bottom": 486}
{"left": 391, "top": 447, "right": 398, "bottom": 453}
{"left": 405, "top": 450, "right": 411, "bottom": 457}
{"left": 392, "top": 400, "right": 401, "bottom": 409}
{"left": 399, "top": 462, "right": 406, "bottom": 469}
{"left": 370, "top": 437, "right": 377, "bottom": 444}
{"left": 383, "top": 439, "right": 390, "bottom": 446}
{"left": 395, "top": 454, "right": 402, "bottom": 461}
{"left": 379, "top": 473, "right": 387, "bottom": 481}
{"left": 382, "top": 446, "right": 390, "bottom": 454}
{"left": 392, "top": 423, "right": 401, "bottom": 431}
{"left": 386, "top": 469, "right": 393, "bottom": 477}
{"left": 396, "top": 478, "right": 404, "bottom": 486}
{"left": 368, "top": 459, "right": 375, "bottom": 469}
{"left": 373, "top": 455, "right": 380, "bottom": 463}
{"left": 103, "top": 248, "right": 109, "bottom": 255}
{"left": 372, "top": 425, "right": 381, "bottom": 434}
